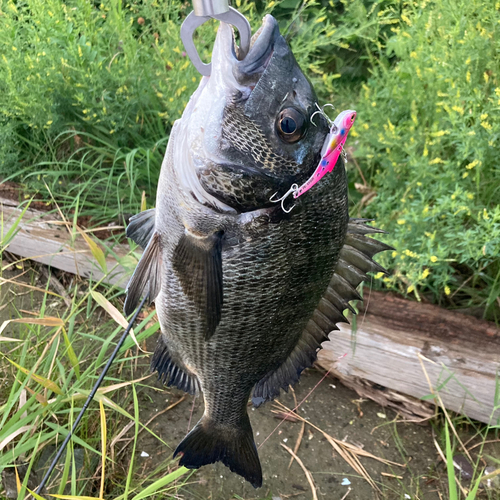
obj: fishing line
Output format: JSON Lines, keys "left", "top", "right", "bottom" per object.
{"left": 36, "top": 293, "right": 149, "bottom": 496}
{"left": 258, "top": 368, "right": 332, "bottom": 450}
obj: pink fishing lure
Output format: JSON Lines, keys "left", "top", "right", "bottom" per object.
{"left": 293, "top": 109, "right": 356, "bottom": 199}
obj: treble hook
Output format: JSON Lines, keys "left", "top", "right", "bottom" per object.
{"left": 269, "top": 183, "right": 299, "bottom": 213}
{"left": 310, "top": 103, "right": 337, "bottom": 130}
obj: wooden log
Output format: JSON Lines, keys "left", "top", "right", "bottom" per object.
{"left": 317, "top": 290, "right": 500, "bottom": 425}
{"left": 0, "top": 196, "right": 134, "bottom": 288}
{"left": 3, "top": 196, "right": 500, "bottom": 424}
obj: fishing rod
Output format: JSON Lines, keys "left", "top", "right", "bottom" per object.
{"left": 36, "top": 294, "right": 149, "bottom": 496}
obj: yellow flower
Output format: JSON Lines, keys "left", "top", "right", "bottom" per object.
{"left": 392, "top": 251, "right": 398, "bottom": 258}
{"left": 407, "top": 285, "right": 414, "bottom": 293}
{"left": 466, "top": 71, "right": 471, "bottom": 83}
{"left": 397, "top": 219, "right": 406, "bottom": 225}
{"left": 481, "top": 121, "right": 492, "bottom": 131}
{"left": 484, "top": 72, "right": 489, "bottom": 83}
{"left": 422, "top": 269, "right": 430, "bottom": 279}
{"left": 452, "top": 106, "right": 464, "bottom": 115}
{"left": 401, "top": 14, "right": 412, "bottom": 26}
{"left": 430, "top": 255, "right": 438, "bottom": 262}
{"left": 466, "top": 159, "right": 480, "bottom": 169}
{"left": 462, "top": 172, "right": 469, "bottom": 178}
{"left": 371, "top": 101, "right": 377, "bottom": 107}
{"left": 374, "top": 272, "right": 384, "bottom": 279}
{"left": 410, "top": 51, "right": 417, "bottom": 58}
{"left": 480, "top": 113, "right": 488, "bottom": 120}
{"left": 444, "top": 286, "right": 451, "bottom": 296}
{"left": 429, "top": 158, "right": 444, "bottom": 164}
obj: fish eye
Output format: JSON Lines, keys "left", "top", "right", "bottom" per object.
{"left": 276, "top": 107, "right": 307, "bottom": 143}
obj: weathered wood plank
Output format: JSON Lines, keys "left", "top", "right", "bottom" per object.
{"left": 317, "top": 291, "right": 500, "bottom": 425}
{"left": 3, "top": 196, "right": 500, "bottom": 424}
{"left": 1, "top": 196, "right": 135, "bottom": 288}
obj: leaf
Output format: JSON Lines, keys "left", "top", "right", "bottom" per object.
{"left": 50, "top": 495, "right": 102, "bottom": 500}
{"left": 76, "top": 226, "right": 107, "bottom": 274}
{"left": 62, "top": 328, "right": 80, "bottom": 380}
{"left": 0, "top": 317, "right": 64, "bottom": 336}
{"left": 25, "top": 386, "right": 48, "bottom": 406}
{"left": 466, "top": 474, "right": 482, "bottom": 500}
{"left": 28, "top": 488, "right": 48, "bottom": 500}
{"left": 90, "top": 290, "right": 144, "bottom": 352}
{"left": 1, "top": 199, "right": 32, "bottom": 250}
{"left": 0, "top": 425, "right": 31, "bottom": 451}
{"left": 99, "top": 400, "right": 106, "bottom": 500}
{"left": 130, "top": 467, "right": 190, "bottom": 500}
{"left": 5, "top": 358, "right": 64, "bottom": 395}
{"left": 445, "top": 421, "right": 458, "bottom": 500}
{"left": 141, "top": 190, "right": 147, "bottom": 212}
{"left": 0, "top": 336, "right": 23, "bottom": 342}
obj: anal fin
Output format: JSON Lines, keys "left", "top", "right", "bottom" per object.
{"left": 151, "top": 336, "right": 200, "bottom": 395}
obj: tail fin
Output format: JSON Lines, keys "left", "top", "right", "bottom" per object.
{"left": 173, "top": 413, "right": 262, "bottom": 488}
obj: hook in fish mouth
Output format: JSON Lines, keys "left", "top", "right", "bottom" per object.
{"left": 269, "top": 183, "right": 299, "bottom": 213}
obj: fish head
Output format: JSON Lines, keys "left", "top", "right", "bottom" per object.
{"left": 179, "top": 15, "right": 330, "bottom": 213}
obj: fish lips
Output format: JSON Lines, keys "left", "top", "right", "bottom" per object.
{"left": 232, "top": 15, "right": 280, "bottom": 86}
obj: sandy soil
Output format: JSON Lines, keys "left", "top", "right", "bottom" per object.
{"left": 134, "top": 360, "right": 442, "bottom": 500}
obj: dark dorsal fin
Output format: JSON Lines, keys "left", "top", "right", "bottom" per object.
{"left": 126, "top": 209, "right": 156, "bottom": 249}
{"left": 172, "top": 229, "right": 224, "bottom": 340}
{"left": 252, "top": 219, "right": 392, "bottom": 407}
{"left": 124, "top": 232, "right": 162, "bottom": 315}
{"left": 151, "top": 335, "right": 200, "bottom": 395}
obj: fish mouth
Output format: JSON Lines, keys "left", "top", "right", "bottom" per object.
{"left": 229, "top": 15, "right": 280, "bottom": 85}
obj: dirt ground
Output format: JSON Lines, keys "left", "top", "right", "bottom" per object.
{"left": 135, "top": 357, "right": 442, "bottom": 500}
{"left": 0, "top": 266, "right": 480, "bottom": 499}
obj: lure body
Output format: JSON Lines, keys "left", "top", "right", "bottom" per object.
{"left": 294, "top": 109, "right": 356, "bottom": 199}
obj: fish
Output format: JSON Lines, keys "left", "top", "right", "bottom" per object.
{"left": 124, "top": 14, "right": 390, "bottom": 488}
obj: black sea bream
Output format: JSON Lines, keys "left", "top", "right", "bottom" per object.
{"left": 124, "top": 14, "right": 389, "bottom": 488}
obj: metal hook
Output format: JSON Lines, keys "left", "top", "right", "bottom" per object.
{"left": 310, "top": 102, "right": 337, "bottom": 129}
{"left": 270, "top": 183, "right": 299, "bottom": 213}
{"left": 181, "top": 0, "right": 251, "bottom": 76}
{"left": 341, "top": 146, "right": 348, "bottom": 163}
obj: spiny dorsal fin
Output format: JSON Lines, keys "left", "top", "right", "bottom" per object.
{"left": 252, "top": 219, "right": 391, "bottom": 407}
{"left": 172, "top": 229, "right": 224, "bottom": 340}
{"left": 126, "top": 209, "right": 156, "bottom": 249}
{"left": 151, "top": 336, "right": 200, "bottom": 395}
{"left": 124, "top": 232, "right": 162, "bottom": 315}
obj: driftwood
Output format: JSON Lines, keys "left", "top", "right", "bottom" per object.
{"left": 2, "top": 196, "right": 500, "bottom": 424}
{"left": 317, "top": 291, "right": 500, "bottom": 425}
{"left": 0, "top": 196, "right": 133, "bottom": 288}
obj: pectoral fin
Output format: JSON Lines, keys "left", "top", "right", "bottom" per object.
{"left": 172, "top": 229, "right": 224, "bottom": 339}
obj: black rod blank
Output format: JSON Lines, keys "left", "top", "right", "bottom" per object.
{"left": 36, "top": 294, "right": 149, "bottom": 495}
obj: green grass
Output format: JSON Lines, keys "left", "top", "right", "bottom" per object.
{"left": 1, "top": 0, "right": 498, "bottom": 318}
{"left": 0, "top": 204, "right": 192, "bottom": 498}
